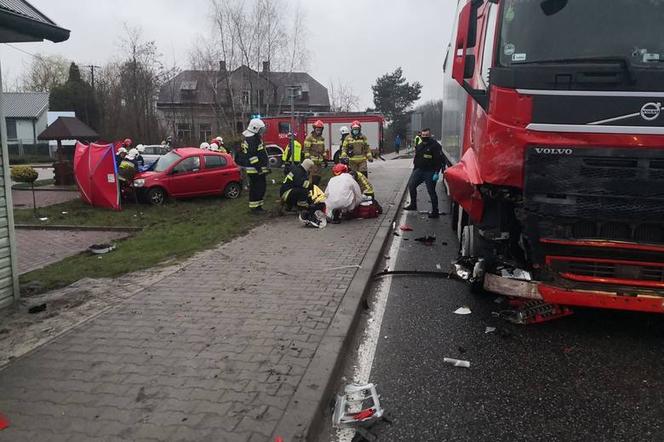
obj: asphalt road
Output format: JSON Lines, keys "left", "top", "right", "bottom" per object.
{"left": 325, "top": 179, "right": 664, "bottom": 442}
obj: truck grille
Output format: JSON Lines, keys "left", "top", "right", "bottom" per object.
{"left": 550, "top": 258, "right": 664, "bottom": 287}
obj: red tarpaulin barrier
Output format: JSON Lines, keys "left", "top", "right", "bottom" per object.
{"left": 74, "top": 142, "right": 120, "bottom": 210}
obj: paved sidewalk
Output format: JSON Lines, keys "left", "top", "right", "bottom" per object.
{"left": 12, "top": 189, "right": 79, "bottom": 208}
{"left": 16, "top": 229, "right": 131, "bottom": 274}
{"left": 0, "top": 158, "right": 411, "bottom": 441}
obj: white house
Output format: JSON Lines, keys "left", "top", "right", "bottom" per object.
{"left": 3, "top": 91, "right": 49, "bottom": 158}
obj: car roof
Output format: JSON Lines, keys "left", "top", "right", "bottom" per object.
{"left": 173, "top": 148, "right": 229, "bottom": 157}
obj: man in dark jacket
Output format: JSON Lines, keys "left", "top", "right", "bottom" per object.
{"left": 403, "top": 128, "right": 443, "bottom": 218}
{"left": 241, "top": 118, "right": 270, "bottom": 214}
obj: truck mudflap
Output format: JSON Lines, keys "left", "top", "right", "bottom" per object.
{"left": 444, "top": 148, "right": 484, "bottom": 223}
{"left": 482, "top": 272, "right": 664, "bottom": 314}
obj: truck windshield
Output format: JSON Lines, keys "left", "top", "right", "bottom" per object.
{"left": 499, "top": 0, "right": 664, "bottom": 67}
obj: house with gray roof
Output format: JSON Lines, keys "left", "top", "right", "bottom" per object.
{"left": 3, "top": 91, "right": 49, "bottom": 148}
{"left": 157, "top": 62, "right": 330, "bottom": 144}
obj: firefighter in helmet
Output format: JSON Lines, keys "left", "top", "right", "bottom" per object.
{"left": 282, "top": 132, "right": 303, "bottom": 175}
{"left": 303, "top": 120, "right": 326, "bottom": 185}
{"left": 241, "top": 118, "right": 270, "bottom": 214}
{"left": 341, "top": 120, "right": 373, "bottom": 175}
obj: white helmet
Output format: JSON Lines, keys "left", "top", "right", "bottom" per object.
{"left": 340, "top": 126, "right": 350, "bottom": 135}
{"left": 117, "top": 147, "right": 128, "bottom": 154}
{"left": 215, "top": 136, "right": 224, "bottom": 144}
{"left": 243, "top": 118, "right": 266, "bottom": 137}
{"left": 200, "top": 142, "right": 210, "bottom": 150}
{"left": 209, "top": 142, "right": 220, "bottom": 152}
{"left": 136, "top": 144, "right": 145, "bottom": 153}
{"left": 126, "top": 148, "right": 139, "bottom": 160}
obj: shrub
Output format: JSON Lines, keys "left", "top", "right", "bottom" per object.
{"left": 11, "top": 165, "right": 39, "bottom": 183}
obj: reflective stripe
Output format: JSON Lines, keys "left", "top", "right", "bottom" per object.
{"left": 423, "top": 154, "right": 433, "bottom": 159}
{"left": 249, "top": 200, "right": 264, "bottom": 208}
{"left": 282, "top": 189, "right": 292, "bottom": 201}
{"left": 249, "top": 156, "right": 259, "bottom": 164}
{"left": 257, "top": 145, "right": 265, "bottom": 151}
{"left": 296, "top": 201, "right": 309, "bottom": 208}
{"left": 246, "top": 168, "right": 258, "bottom": 174}
{"left": 261, "top": 167, "right": 270, "bottom": 173}
{"left": 285, "top": 173, "right": 294, "bottom": 181}
{"left": 303, "top": 180, "right": 310, "bottom": 188}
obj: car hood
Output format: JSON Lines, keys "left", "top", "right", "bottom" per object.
{"left": 134, "top": 171, "right": 162, "bottom": 181}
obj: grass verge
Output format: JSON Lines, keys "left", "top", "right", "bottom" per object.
{"left": 17, "top": 170, "right": 331, "bottom": 294}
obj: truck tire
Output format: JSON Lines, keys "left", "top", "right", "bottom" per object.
{"left": 460, "top": 223, "right": 489, "bottom": 294}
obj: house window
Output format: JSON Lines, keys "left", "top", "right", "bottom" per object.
{"left": 199, "top": 123, "right": 212, "bottom": 142}
{"left": 258, "top": 89, "right": 265, "bottom": 105}
{"left": 242, "top": 90, "right": 250, "bottom": 105}
{"left": 6, "top": 119, "right": 17, "bottom": 140}
{"left": 278, "top": 122, "right": 291, "bottom": 134}
{"left": 177, "top": 123, "right": 192, "bottom": 142}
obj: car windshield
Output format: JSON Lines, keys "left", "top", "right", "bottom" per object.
{"left": 499, "top": 0, "right": 664, "bottom": 67}
{"left": 153, "top": 151, "right": 181, "bottom": 172}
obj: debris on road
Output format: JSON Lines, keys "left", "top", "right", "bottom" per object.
{"left": 414, "top": 235, "right": 436, "bottom": 245}
{"left": 333, "top": 383, "right": 384, "bottom": 426}
{"left": 443, "top": 357, "right": 471, "bottom": 368}
{"left": 493, "top": 300, "right": 573, "bottom": 325}
{"left": 28, "top": 304, "right": 47, "bottom": 314}
{"left": 39, "top": 217, "right": 48, "bottom": 221}
{"left": 454, "top": 306, "right": 472, "bottom": 315}
{"left": 485, "top": 326, "right": 496, "bottom": 334}
{"left": 399, "top": 224, "right": 413, "bottom": 232}
{"left": 88, "top": 243, "right": 115, "bottom": 255}
{"left": 436, "top": 263, "right": 442, "bottom": 270}
{"left": 498, "top": 266, "right": 532, "bottom": 281}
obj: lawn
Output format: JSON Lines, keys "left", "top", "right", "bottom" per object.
{"left": 16, "top": 170, "right": 331, "bottom": 295}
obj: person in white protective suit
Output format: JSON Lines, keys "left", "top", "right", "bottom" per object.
{"left": 325, "top": 163, "right": 363, "bottom": 224}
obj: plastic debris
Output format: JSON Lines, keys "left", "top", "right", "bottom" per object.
{"left": 495, "top": 300, "right": 573, "bottom": 325}
{"left": 414, "top": 235, "right": 436, "bottom": 245}
{"left": 39, "top": 217, "right": 48, "bottom": 221}
{"left": 485, "top": 326, "right": 496, "bottom": 334}
{"left": 454, "top": 263, "right": 470, "bottom": 280}
{"left": 454, "top": 306, "right": 472, "bottom": 315}
{"left": 436, "top": 264, "right": 442, "bottom": 270}
{"left": 499, "top": 267, "right": 532, "bottom": 281}
{"left": 333, "top": 383, "right": 384, "bottom": 426}
{"left": 61, "top": 211, "right": 68, "bottom": 214}
{"left": 443, "top": 357, "right": 471, "bottom": 368}
{"left": 399, "top": 225, "right": 413, "bottom": 232}
{"left": 28, "top": 304, "right": 46, "bottom": 314}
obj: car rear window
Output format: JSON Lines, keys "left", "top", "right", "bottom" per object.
{"left": 205, "top": 155, "right": 227, "bottom": 169}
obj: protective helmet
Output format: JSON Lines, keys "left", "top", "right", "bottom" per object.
{"left": 301, "top": 158, "right": 315, "bottom": 172}
{"left": 200, "top": 142, "right": 210, "bottom": 150}
{"left": 332, "top": 163, "right": 349, "bottom": 176}
{"left": 340, "top": 126, "right": 350, "bottom": 135}
{"left": 243, "top": 118, "right": 266, "bottom": 137}
{"left": 209, "top": 143, "right": 220, "bottom": 152}
{"left": 351, "top": 120, "right": 361, "bottom": 129}
{"left": 340, "top": 156, "right": 350, "bottom": 165}
{"left": 117, "top": 147, "right": 128, "bottom": 154}
{"left": 313, "top": 120, "right": 324, "bottom": 129}
{"left": 126, "top": 148, "right": 139, "bottom": 160}
{"left": 215, "top": 136, "right": 224, "bottom": 144}
{"left": 123, "top": 138, "right": 132, "bottom": 146}
{"left": 136, "top": 144, "right": 145, "bottom": 153}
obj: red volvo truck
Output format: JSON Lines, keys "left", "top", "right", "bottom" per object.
{"left": 443, "top": 0, "right": 664, "bottom": 313}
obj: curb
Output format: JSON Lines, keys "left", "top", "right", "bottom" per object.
{"left": 12, "top": 187, "right": 78, "bottom": 192}
{"left": 15, "top": 224, "right": 142, "bottom": 232}
{"left": 272, "top": 174, "right": 409, "bottom": 441}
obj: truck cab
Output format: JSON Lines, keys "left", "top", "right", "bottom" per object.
{"left": 443, "top": 0, "right": 664, "bottom": 313}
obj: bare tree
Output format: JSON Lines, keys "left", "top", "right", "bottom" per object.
{"left": 22, "top": 54, "right": 70, "bottom": 92}
{"left": 329, "top": 79, "right": 360, "bottom": 112}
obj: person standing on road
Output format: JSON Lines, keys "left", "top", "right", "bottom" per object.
{"left": 303, "top": 120, "right": 326, "bottom": 186}
{"left": 341, "top": 120, "right": 373, "bottom": 176}
{"left": 403, "top": 128, "right": 443, "bottom": 218}
{"left": 241, "top": 118, "right": 270, "bottom": 214}
{"left": 412, "top": 131, "right": 422, "bottom": 151}
{"left": 282, "top": 132, "right": 303, "bottom": 174}
{"left": 394, "top": 133, "right": 402, "bottom": 154}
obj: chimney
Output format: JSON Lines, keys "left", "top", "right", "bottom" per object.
{"left": 262, "top": 61, "right": 270, "bottom": 73}
{"left": 219, "top": 60, "right": 226, "bottom": 72}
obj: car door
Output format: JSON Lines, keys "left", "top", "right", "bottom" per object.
{"left": 167, "top": 155, "right": 204, "bottom": 196}
{"left": 201, "top": 154, "right": 232, "bottom": 194}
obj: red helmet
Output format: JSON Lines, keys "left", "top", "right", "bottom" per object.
{"left": 123, "top": 138, "right": 132, "bottom": 146}
{"left": 332, "top": 163, "right": 349, "bottom": 176}
{"left": 351, "top": 120, "right": 361, "bottom": 129}
{"left": 313, "top": 120, "right": 324, "bottom": 129}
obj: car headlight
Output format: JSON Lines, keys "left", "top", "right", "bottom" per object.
{"left": 133, "top": 179, "right": 145, "bottom": 188}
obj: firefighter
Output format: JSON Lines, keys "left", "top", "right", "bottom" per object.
{"left": 115, "top": 147, "right": 128, "bottom": 165}
{"left": 341, "top": 120, "right": 373, "bottom": 175}
{"left": 333, "top": 126, "right": 351, "bottom": 164}
{"left": 210, "top": 136, "right": 228, "bottom": 153}
{"left": 280, "top": 159, "right": 324, "bottom": 228}
{"left": 135, "top": 144, "right": 146, "bottom": 169}
{"left": 200, "top": 142, "right": 210, "bottom": 150}
{"left": 241, "top": 118, "right": 270, "bottom": 214}
{"left": 341, "top": 157, "right": 382, "bottom": 214}
{"left": 303, "top": 120, "right": 326, "bottom": 185}
{"left": 282, "top": 132, "right": 303, "bottom": 174}
{"left": 122, "top": 138, "right": 133, "bottom": 150}
{"left": 403, "top": 128, "right": 443, "bottom": 218}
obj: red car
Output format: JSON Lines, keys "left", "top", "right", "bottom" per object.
{"left": 133, "top": 148, "right": 242, "bottom": 205}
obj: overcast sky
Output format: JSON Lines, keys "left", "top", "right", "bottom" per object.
{"left": 1, "top": 0, "right": 456, "bottom": 109}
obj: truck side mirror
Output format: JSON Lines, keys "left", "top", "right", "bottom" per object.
{"left": 451, "top": 0, "right": 488, "bottom": 109}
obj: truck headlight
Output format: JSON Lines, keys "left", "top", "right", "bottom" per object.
{"left": 133, "top": 179, "right": 145, "bottom": 188}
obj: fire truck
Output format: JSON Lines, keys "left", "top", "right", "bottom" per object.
{"left": 443, "top": 0, "right": 664, "bottom": 313}
{"left": 260, "top": 113, "right": 385, "bottom": 164}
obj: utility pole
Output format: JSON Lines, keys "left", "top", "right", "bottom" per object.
{"left": 85, "top": 64, "right": 101, "bottom": 91}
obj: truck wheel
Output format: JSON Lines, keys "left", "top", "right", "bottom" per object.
{"left": 224, "top": 182, "right": 242, "bottom": 199}
{"left": 460, "top": 223, "right": 489, "bottom": 294}
{"left": 147, "top": 187, "right": 166, "bottom": 206}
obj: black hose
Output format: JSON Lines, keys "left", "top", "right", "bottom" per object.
{"left": 372, "top": 270, "right": 465, "bottom": 281}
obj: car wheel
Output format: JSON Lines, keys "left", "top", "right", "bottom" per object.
{"left": 224, "top": 182, "right": 242, "bottom": 199}
{"left": 268, "top": 155, "right": 282, "bottom": 168}
{"left": 147, "top": 187, "right": 166, "bottom": 206}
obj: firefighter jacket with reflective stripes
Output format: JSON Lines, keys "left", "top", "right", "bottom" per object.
{"left": 280, "top": 164, "right": 311, "bottom": 201}
{"left": 341, "top": 134, "right": 372, "bottom": 172}
{"left": 282, "top": 140, "right": 303, "bottom": 164}
{"left": 413, "top": 139, "right": 444, "bottom": 171}
{"left": 241, "top": 135, "right": 269, "bottom": 174}
{"left": 352, "top": 171, "right": 374, "bottom": 196}
{"left": 303, "top": 133, "right": 326, "bottom": 163}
